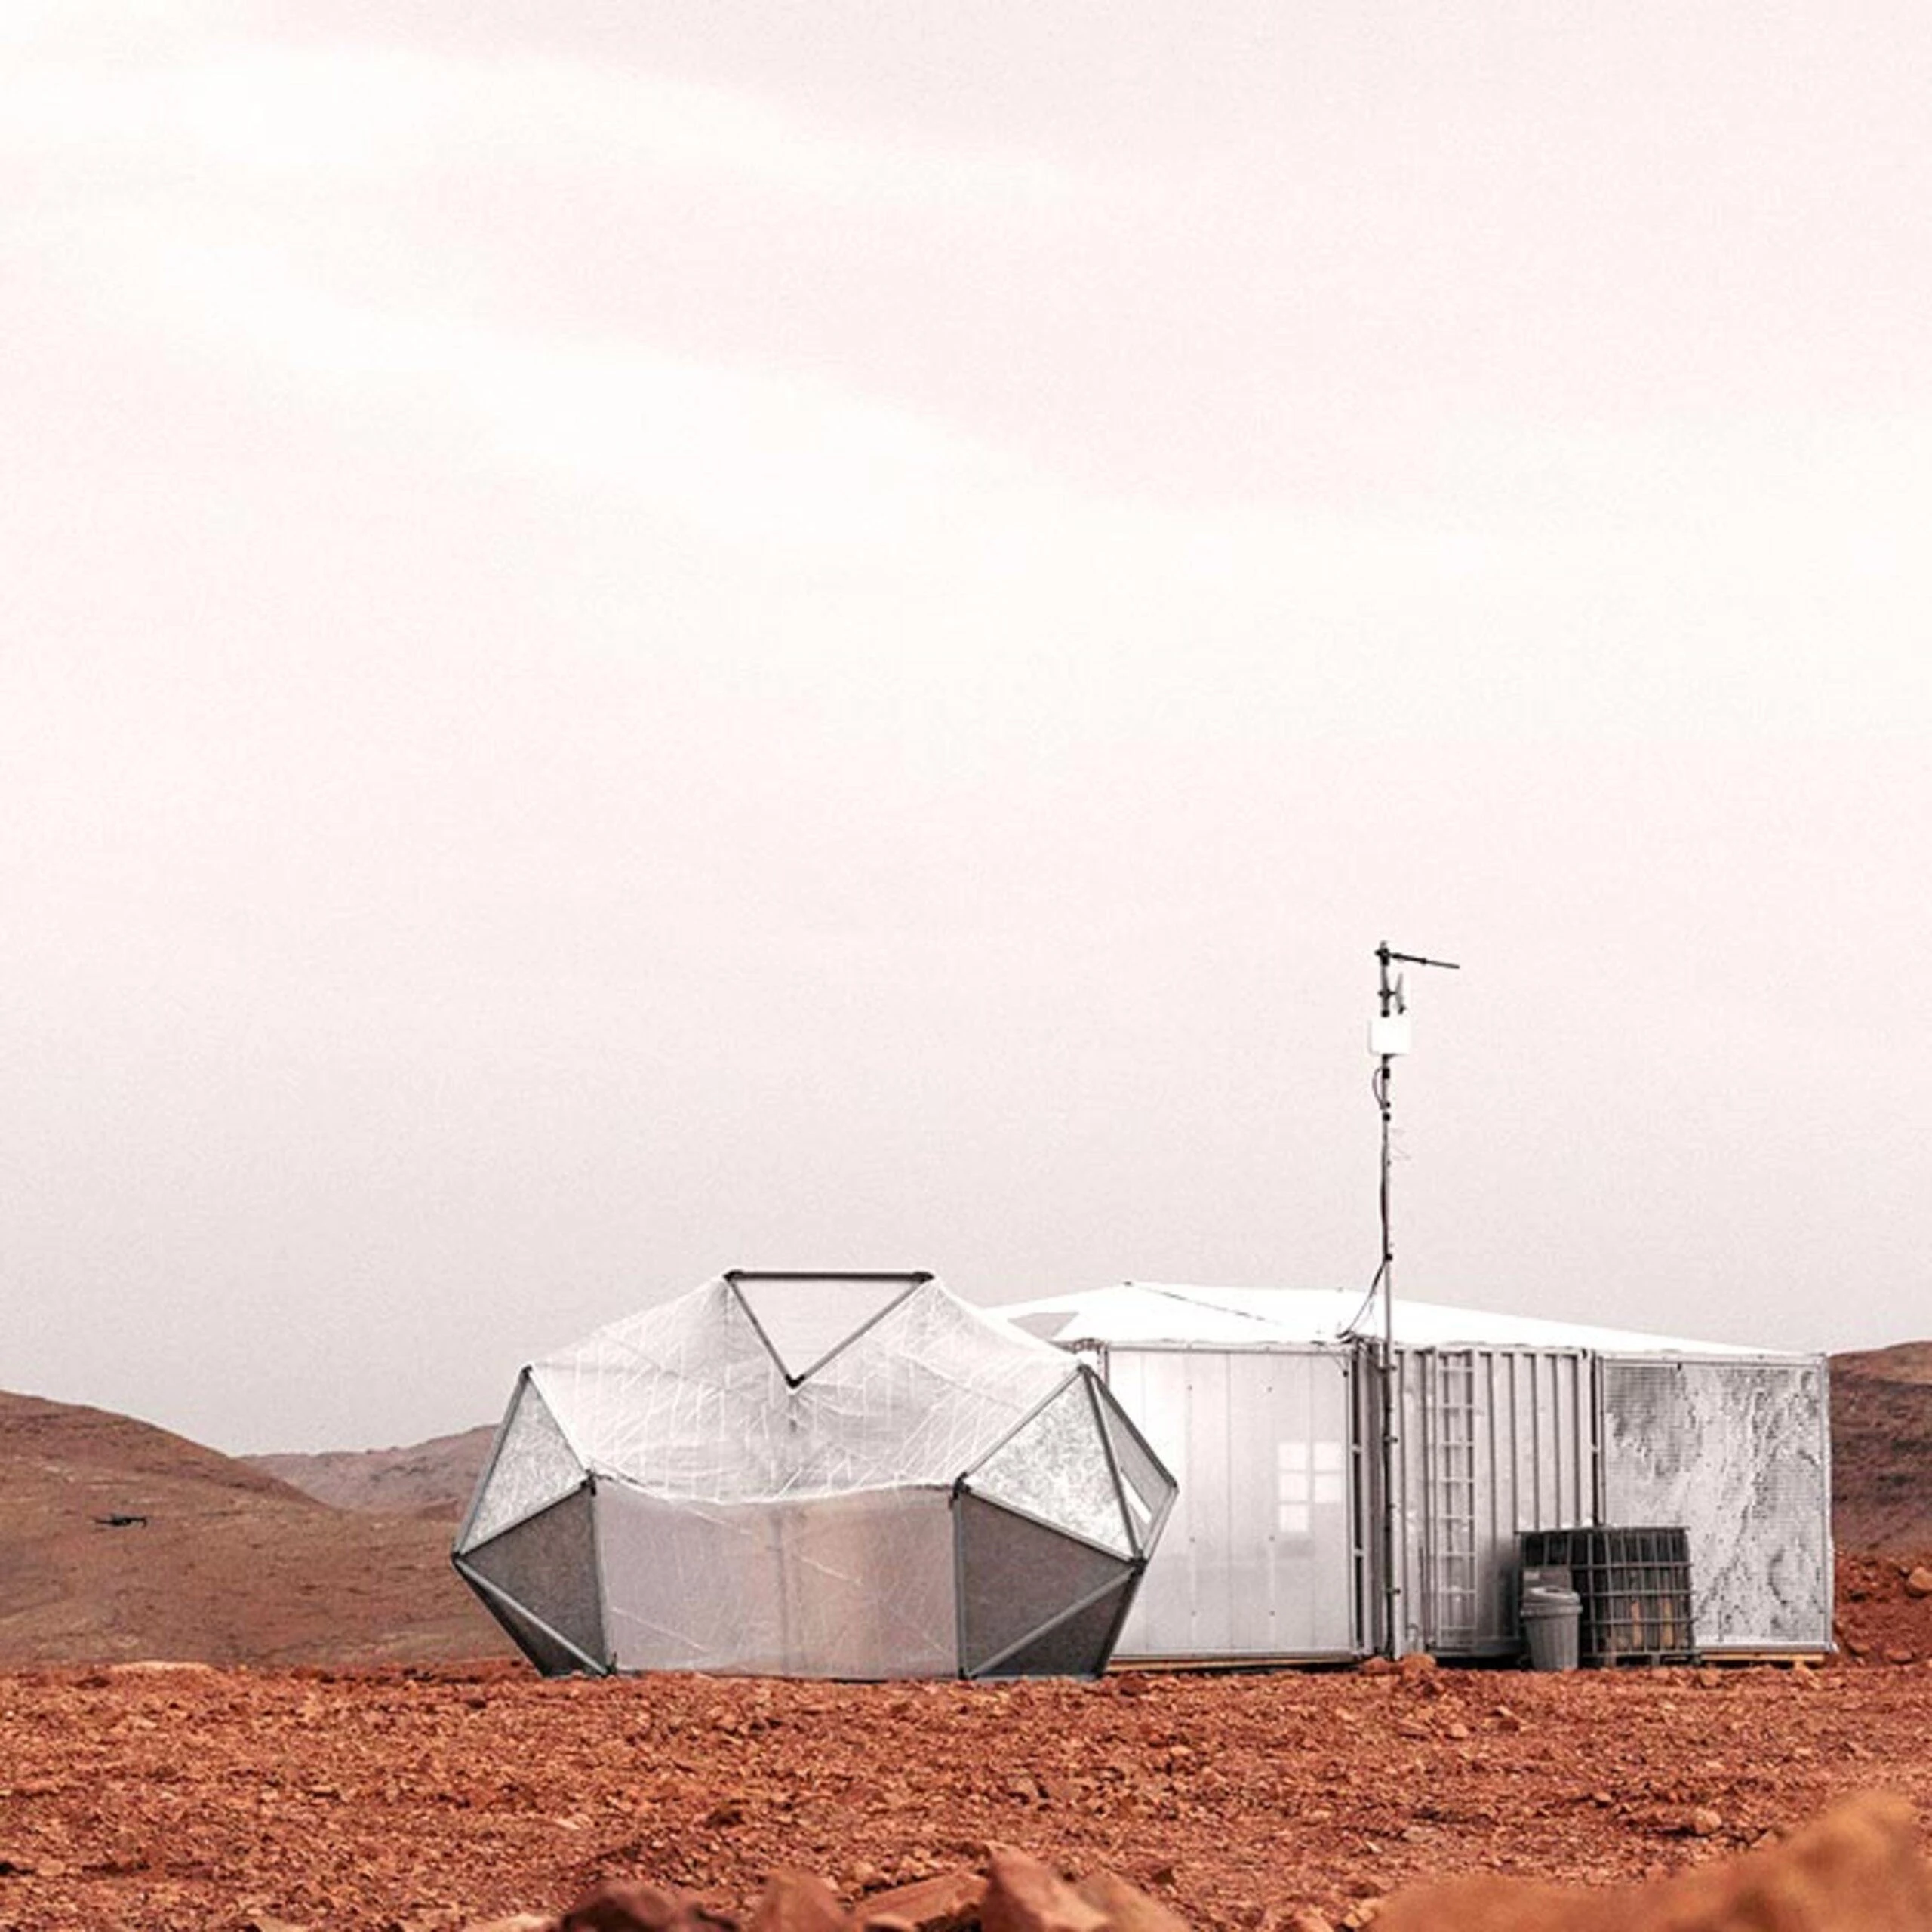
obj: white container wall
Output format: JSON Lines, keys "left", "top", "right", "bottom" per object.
{"left": 1100, "top": 1345, "right": 1358, "bottom": 1661}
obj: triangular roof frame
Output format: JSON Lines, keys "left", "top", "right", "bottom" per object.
{"left": 723, "top": 1269, "right": 935, "bottom": 1386}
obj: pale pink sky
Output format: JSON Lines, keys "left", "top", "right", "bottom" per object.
{"left": 3, "top": 2, "right": 1928, "bottom": 1450}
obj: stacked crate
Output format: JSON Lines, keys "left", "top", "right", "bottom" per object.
{"left": 1518, "top": 1527, "right": 1697, "bottom": 1666}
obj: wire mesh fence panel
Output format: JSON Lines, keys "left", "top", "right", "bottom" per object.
{"left": 1598, "top": 1356, "right": 1830, "bottom": 1651}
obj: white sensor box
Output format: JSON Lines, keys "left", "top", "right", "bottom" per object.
{"left": 1367, "top": 1015, "right": 1413, "bottom": 1057}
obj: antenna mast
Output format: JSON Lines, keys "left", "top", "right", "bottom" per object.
{"left": 1370, "top": 940, "right": 1460, "bottom": 1657}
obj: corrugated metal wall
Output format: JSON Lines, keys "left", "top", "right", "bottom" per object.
{"left": 1102, "top": 1346, "right": 1358, "bottom": 1660}
{"left": 1382, "top": 1346, "right": 1595, "bottom": 1656}
{"left": 1598, "top": 1355, "right": 1832, "bottom": 1651}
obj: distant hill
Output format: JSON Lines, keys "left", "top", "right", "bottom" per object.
{"left": 249, "top": 1423, "right": 494, "bottom": 1520}
{"left": 1829, "top": 1342, "right": 1932, "bottom": 1555}
{"left": 0, "top": 1392, "right": 509, "bottom": 1669}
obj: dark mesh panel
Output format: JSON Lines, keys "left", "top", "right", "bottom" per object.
{"left": 463, "top": 1484, "right": 605, "bottom": 1667}
{"left": 980, "top": 1577, "right": 1137, "bottom": 1678}
{"left": 956, "top": 1491, "right": 1132, "bottom": 1676}
{"left": 462, "top": 1570, "right": 595, "bottom": 1676}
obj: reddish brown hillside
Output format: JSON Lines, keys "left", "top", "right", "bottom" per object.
{"left": 1829, "top": 1342, "right": 1932, "bottom": 1555}
{"left": 1835, "top": 1340, "right": 1932, "bottom": 1384}
{"left": 249, "top": 1423, "right": 493, "bottom": 1519}
{"left": 0, "top": 1391, "right": 509, "bottom": 1669}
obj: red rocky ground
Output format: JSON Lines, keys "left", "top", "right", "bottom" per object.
{"left": 3, "top": 1644, "right": 1931, "bottom": 1932}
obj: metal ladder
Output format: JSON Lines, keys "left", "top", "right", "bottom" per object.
{"left": 1426, "top": 1351, "right": 1480, "bottom": 1649}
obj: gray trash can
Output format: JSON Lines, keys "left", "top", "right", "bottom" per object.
{"left": 1521, "top": 1583, "right": 1581, "bottom": 1671}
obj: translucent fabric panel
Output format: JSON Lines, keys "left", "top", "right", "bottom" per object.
{"left": 598, "top": 1478, "right": 956, "bottom": 1678}
{"left": 774, "top": 1285, "right": 1074, "bottom": 1497}
{"left": 528, "top": 1279, "right": 792, "bottom": 1500}
{"left": 461, "top": 1484, "right": 605, "bottom": 1669}
{"left": 965, "top": 1371, "right": 1130, "bottom": 1555}
{"left": 955, "top": 1492, "right": 1134, "bottom": 1676}
{"left": 460, "top": 1374, "right": 587, "bottom": 1552}
{"left": 463, "top": 1575, "right": 596, "bottom": 1677}
{"left": 1599, "top": 1357, "right": 1831, "bottom": 1650}
{"left": 980, "top": 1578, "right": 1137, "bottom": 1678}
{"left": 764, "top": 1487, "right": 957, "bottom": 1678}
{"left": 1094, "top": 1381, "right": 1177, "bottom": 1558}
{"left": 596, "top": 1482, "right": 781, "bottom": 1672}
{"left": 531, "top": 1276, "right": 1073, "bottom": 1503}
{"left": 727, "top": 1274, "right": 924, "bottom": 1382}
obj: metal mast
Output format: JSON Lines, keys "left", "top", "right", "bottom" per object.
{"left": 1371, "top": 940, "right": 1459, "bottom": 1657}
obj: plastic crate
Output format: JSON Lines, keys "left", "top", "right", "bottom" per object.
{"left": 1518, "top": 1527, "right": 1697, "bottom": 1666}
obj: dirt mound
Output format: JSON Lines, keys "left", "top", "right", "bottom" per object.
{"left": 0, "top": 1390, "right": 508, "bottom": 1669}
{"left": 1829, "top": 1343, "right": 1932, "bottom": 1554}
{"left": 250, "top": 1424, "right": 494, "bottom": 1519}
{"left": 1374, "top": 1791, "right": 1931, "bottom": 1931}
{"left": 1833, "top": 1552, "right": 1932, "bottom": 1666}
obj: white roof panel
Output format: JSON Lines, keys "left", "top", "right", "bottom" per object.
{"left": 995, "top": 1281, "right": 1803, "bottom": 1358}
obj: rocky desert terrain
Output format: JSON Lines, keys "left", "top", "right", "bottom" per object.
{"left": 0, "top": 1392, "right": 504, "bottom": 1669}
{"left": 0, "top": 1343, "right": 1928, "bottom": 1930}
{"left": 5, "top": 1636, "right": 1932, "bottom": 1931}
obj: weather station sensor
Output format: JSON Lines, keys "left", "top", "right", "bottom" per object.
{"left": 1367, "top": 1014, "right": 1413, "bottom": 1057}
{"left": 1364, "top": 940, "right": 1460, "bottom": 1657}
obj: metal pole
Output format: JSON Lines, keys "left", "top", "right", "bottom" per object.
{"left": 1371, "top": 941, "right": 1459, "bottom": 1660}
{"left": 1376, "top": 943, "right": 1398, "bottom": 1658}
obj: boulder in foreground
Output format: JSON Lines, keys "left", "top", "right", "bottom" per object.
{"left": 1375, "top": 1790, "right": 1931, "bottom": 1932}
{"left": 528, "top": 1792, "right": 1931, "bottom": 1932}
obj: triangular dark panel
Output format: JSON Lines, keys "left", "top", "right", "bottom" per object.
{"left": 977, "top": 1575, "right": 1137, "bottom": 1678}
{"left": 955, "top": 1491, "right": 1133, "bottom": 1677}
{"left": 460, "top": 1567, "right": 595, "bottom": 1676}
{"left": 461, "top": 1483, "right": 605, "bottom": 1669}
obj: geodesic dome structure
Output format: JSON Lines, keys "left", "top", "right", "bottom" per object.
{"left": 453, "top": 1271, "right": 1176, "bottom": 1679}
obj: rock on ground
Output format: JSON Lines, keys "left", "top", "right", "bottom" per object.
{"left": 1374, "top": 1792, "right": 1932, "bottom": 1932}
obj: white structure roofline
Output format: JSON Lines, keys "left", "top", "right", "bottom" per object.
{"left": 995, "top": 1281, "right": 1812, "bottom": 1360}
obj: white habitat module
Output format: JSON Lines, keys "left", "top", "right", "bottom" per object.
{"left": 1001, "top": 1283, "right": 1832, "bottom": 1665}
{"left": 454, "top": 1271, "right": 1177, "bottom": 1678}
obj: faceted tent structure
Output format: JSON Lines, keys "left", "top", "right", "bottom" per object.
{"left": 453, "top": 1272, "right": 1176, "bottom": 1678}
